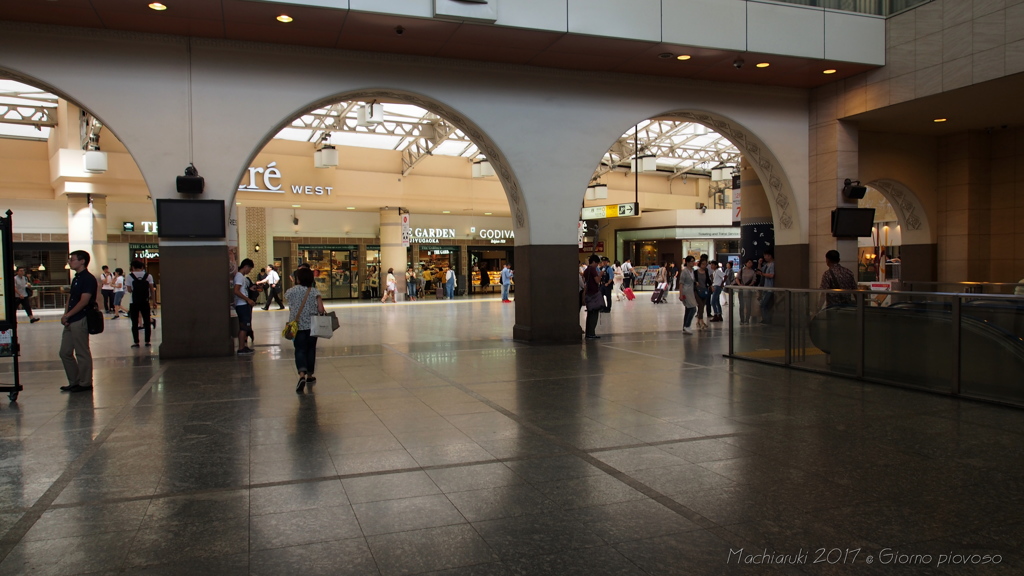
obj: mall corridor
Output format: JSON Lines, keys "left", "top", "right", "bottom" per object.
{"left": 0, "top": 298, "right": 1020, "bottom": 575}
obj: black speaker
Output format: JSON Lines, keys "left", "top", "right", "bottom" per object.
{"left": 176, "top": 175, "right": 205, "bottom": 193}
{"left": 845, "top": 185, "right": 867, "bottom": 199}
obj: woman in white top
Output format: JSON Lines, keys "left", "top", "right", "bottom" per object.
{"left": 381, "top": 268, "right": 397, "bottom": 303}
{"left": 110, "top": 268, "right": 128, "bottom": 319}
{"left": 612, "top": 261, "right": 625, "bottom": 301}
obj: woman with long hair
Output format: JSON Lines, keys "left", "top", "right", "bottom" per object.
{"left": 612, "top": 260, "right": 625, "bottom": 301}
{"left": 286, "top": 267, "right": 326, "bottom": 393}
{"left": 382, "top": 267, "right": 397, "bottom": 303}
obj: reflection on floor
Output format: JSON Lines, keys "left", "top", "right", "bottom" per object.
{"left": 0, "top": 297, "right": 1021, "bottom": 575}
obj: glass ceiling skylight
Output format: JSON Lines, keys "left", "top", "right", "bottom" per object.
{"left": 0, "top": 79, "right": 57, "bottom": 141}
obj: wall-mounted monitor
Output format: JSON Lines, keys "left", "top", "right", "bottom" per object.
{"left": 831, "top": 207, "right": 875, "bottom": 238}
{"left": 156, "top": 199, "right": 225, "bottom": 239}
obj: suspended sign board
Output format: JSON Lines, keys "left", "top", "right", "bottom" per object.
{"left": 581, "top": 202, "right": 641, "bottom": 221}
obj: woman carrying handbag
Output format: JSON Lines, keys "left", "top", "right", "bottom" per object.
{"left": 285, "top": 267, "right": 326, "bottom": 393}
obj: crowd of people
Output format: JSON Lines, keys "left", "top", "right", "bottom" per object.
{"left": 581, "top": 249, "right": 864, "bottom": 338}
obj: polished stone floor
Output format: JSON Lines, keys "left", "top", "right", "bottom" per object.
{"left": 0, "top": 296, "right": 1021, "bottom": 575}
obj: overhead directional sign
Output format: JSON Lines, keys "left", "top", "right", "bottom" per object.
{"left": 581, "top": 202, "right": 641, "bottom": 220}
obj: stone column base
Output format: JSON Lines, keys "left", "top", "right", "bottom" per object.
{"left": 158, "top": 244, "right": 235, "bottom": 359}
{"left": 512, "top": 244, "right": 584, "bottom": 344}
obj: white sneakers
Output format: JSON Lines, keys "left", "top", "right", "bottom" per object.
{"left": 682, "top": 327, "right": 694, "bottom": 334}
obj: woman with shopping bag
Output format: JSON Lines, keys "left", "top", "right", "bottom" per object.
{"left": 285, "top": 267, "right": 326, "bottom": 393}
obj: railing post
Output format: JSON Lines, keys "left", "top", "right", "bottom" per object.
{"left": 855, "top": 291, "right": 865, "bottom": 379}
{"left": 727, "top": 287, "right": 734, "bottom": 356}
{"left": 784, "top": 289, "right": 792, "bottom": 366}
{"left": 951, "top": 295, "right": 961, "bottom": 395}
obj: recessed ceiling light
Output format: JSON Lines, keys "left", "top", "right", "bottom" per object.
{"left": 276, "top": 14, "right": 293, "bottom": 23}
{"left": 823, "top": 69, "right": 837, "bottom": 74}
{"left": 484, "top": 212, "right": 492, "bottom": 215}
{"left": 756, "top": 62, "right": 770, "bottom": 68}
{"left": 676, "top": 55, "right": 691, "bottom": 61}
{"left": 292, "top": 204, "right": 301, "bottom": 208}
{"left": 148, "top": 2, "right": 167, "bottom": 11}
{"left": 442, "top": 211, "right": 451, "bottom": 214}
{"left": 346, "top": 206, "right": 355, "bottom": 210}
{"left": 934, "top": 118, "right": 947, "bottom": 123}
{"left": 235, "top": 202, "right": 241, "bottom": 205}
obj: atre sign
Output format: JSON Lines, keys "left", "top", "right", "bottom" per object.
{"left": 239, "top": 162, "right": 333, "bottom": 196}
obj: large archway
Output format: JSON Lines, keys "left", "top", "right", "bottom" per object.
{"left": 864, "top": 178, "right": 933, "bottom": 245}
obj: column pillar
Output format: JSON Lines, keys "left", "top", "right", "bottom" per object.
{"left": 512, "top": 244, "right": 581, "bottom": 343}
{"left": 67, "top": 193, "right": 106, "bottom": 275}
{"left": 739, "top": 156, "right": 775, "bottom": 266}
{"left": 379, "top": 208, "right": 406, "bottom": 297}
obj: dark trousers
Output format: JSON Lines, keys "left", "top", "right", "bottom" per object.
{"left": 101, "top": 289, "right": 114, "bottom": 312}
{"left": 129, "top": 303, "right": 152, "bottom": 344}
{"left": 263, "top": 285, "right": 283, "bottom": 309}
{"left": 760, "top": 291, "right": 775, "bottom": 324}
{"left": 683, "top": 306, "right": 697, "bottom": 329}
{"left": 15, "top": 297, "right": 34, "bottom": 319}
{"left": 601, "top": 285, "right": 613, "bottom": 312}
{"left": 293, "top": 329, "right": 318, "bottom": 374}
{"left": 585, "top": 308, "right": 600, "bottom": 337}
{"left": 623, "top": 275, "right": 632, "bottom": 289}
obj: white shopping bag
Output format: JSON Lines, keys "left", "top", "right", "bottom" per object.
{"left": 310, "top": 314, "right": 334, "bottom": 339}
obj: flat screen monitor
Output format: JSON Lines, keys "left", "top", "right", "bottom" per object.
{"left": 831, "top": 207, "right": 875, "bottom": 238}
{"left": 156, "top": 199, "right": 225, "bottom": 239}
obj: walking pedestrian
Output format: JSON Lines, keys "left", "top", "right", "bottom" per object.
{"left": 286, "top": 267, "right": 326, "bottom": 393}
{"left": 259, "top": 265, "right": 284, "bottom": 310}
{"left": 125, "top": 260, "right": 156, "bottom": 348}
{"left": 13, "top": 267, "right": 41, "bottom": 323}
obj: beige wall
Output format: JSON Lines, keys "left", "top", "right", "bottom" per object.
{"left": 859, "top": 131, "right": 940, "bottom": 227}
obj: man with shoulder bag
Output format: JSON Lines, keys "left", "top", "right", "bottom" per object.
{"left": 59, "top": 250, "right": 98, "bottom": 393}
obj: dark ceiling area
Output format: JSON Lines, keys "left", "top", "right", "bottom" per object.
{"left": 5, "top": 0, "right": 876, "bottom": 89}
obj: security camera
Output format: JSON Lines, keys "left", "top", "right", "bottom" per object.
{"left": 733, "top": 58, "right": 744, "bottom": 69}
{"left": 395, "top": 25, "right": 405, "bottom": 35}
{"left": 293, "top": 217, "right": 299, "bottom": 226}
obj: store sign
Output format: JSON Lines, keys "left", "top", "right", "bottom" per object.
{"left": 123, "top": 222, "right": 135, "bottom": 232}
{"left": 412, "top": 228, "right": 456, "bottom": 244}
{"left": 402, "top": 214, "right": 411, "bottom": 248}
{"left": 578, "top": 221, "right": 586, "bottom": 249}
{"left": 140, "top": 221, "right": 158, "bottom": 234}
{"left": 578, "top": 241, "right": 604, "bottom": 253}
{"left": 477, "top": 229, "right": 514, "bottom": 244}
{"left": 239, "top": 162, "right": 333, "bottom": 196}
{"left": 130, "top": 243, "right": 159, "bottom": 259}
{"left": 581, "top": 202, "right": 641, "bottom": 220}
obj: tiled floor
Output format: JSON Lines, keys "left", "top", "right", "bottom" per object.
{"left": 0, "top": 296, "right": 1021, "bottom": 575}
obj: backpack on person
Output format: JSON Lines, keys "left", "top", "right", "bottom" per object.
{"left": 130, "top": 271, "right": 151, "bottom": 304}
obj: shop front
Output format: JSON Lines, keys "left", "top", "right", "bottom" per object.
{"left": 469, "top": 247, "right": 512, "bottom": 295}
{"left": 297, "top": 244, "right": 360, "bottom": 300}
{"left": 617, "top": 227, "right": 740, "bottom": 289}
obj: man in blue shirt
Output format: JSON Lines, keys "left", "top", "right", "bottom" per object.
{"left": 60, "top": 250, "right": 98, "bottom": 393}
{"left": 500, "top": 263, "right": 514, "bottom": 303}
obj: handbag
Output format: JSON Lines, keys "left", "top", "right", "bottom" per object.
{"left": 326, "top": 311, "right": 340, "bottom": 331}
{"left": 310, "top": 314, "right": 334, "bottom": 339}
{"left": 585, "top": 291, "right": 604, "bottom": 312}
{"left": 281, "top": 287, "right": 312, "bottom": 340}
{"left": 86, "top": 304, "right": 104, "bottom": 335}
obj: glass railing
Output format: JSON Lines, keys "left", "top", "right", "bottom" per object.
{"left": 764, "top": 0, "right": 932, "bottom": 17}
{"left": 726, "top": 286, "right": 1024, "bottom": 407}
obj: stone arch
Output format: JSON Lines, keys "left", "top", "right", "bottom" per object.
{"left": 239, "top": 88, "right": 527, "bottom": 234}
{"left": 656, "top": 110, "right": 801, "bottom": 240}
{"left": 864, "top": 178, "right": 933, "bottom": 245}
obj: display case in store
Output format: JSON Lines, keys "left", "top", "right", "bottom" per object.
{"left": 471, "top": 270, "right": 503, "bottom": 292}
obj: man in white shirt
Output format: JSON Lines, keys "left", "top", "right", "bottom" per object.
{"left": 100, "top": 265, "right": 116, "bottom": 313}
{"left": 621, "top": 259, "right": 634, "bottom": 289}
{"left": 14, "top": 267, "right": 41, "bottom": 323}
{"left": 259, "top": 265, "right": 284, "bottom": 310}
{"left": 233, "top": 259, "right": 256, "bottom": 354}
{"left": 710, "top": 260, "right": 726, "bottom": 322}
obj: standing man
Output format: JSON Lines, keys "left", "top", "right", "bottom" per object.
{"left": 582, "top": 255, "right": 602, "bottom": 339}
{"left": 14, "top": 267, "right": 41, "bottom": 324}
{"left": 260, "top": 265, "right": 284, "bottom": 310}
{"left": 126, "top": 260, "right": 156, "bottom": 348}
{"left": 500, "top": 263, "right": 514, "bottom": 303}
{"left": 234, "top": 258, "right": 257, "bottom": 355}
{"left": 819, "top": 250, "right": 858, "bottom": 307}
{"left": 621, "top": 259, "right": 634, "bottom": 290}
{"left": 758, "top": 249, "right": 775, "bottom": 324}
{"left": 100, "top": 265, "right": 115, "bottom": 313}
{"left": 599, "top": 257, "right": 614, "bottom": 313}
{"left": 59, "top": 250, "right": 97, "bottom": 393}
{"left": 710, "top": 261, "right": 725, "bottom": 322}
